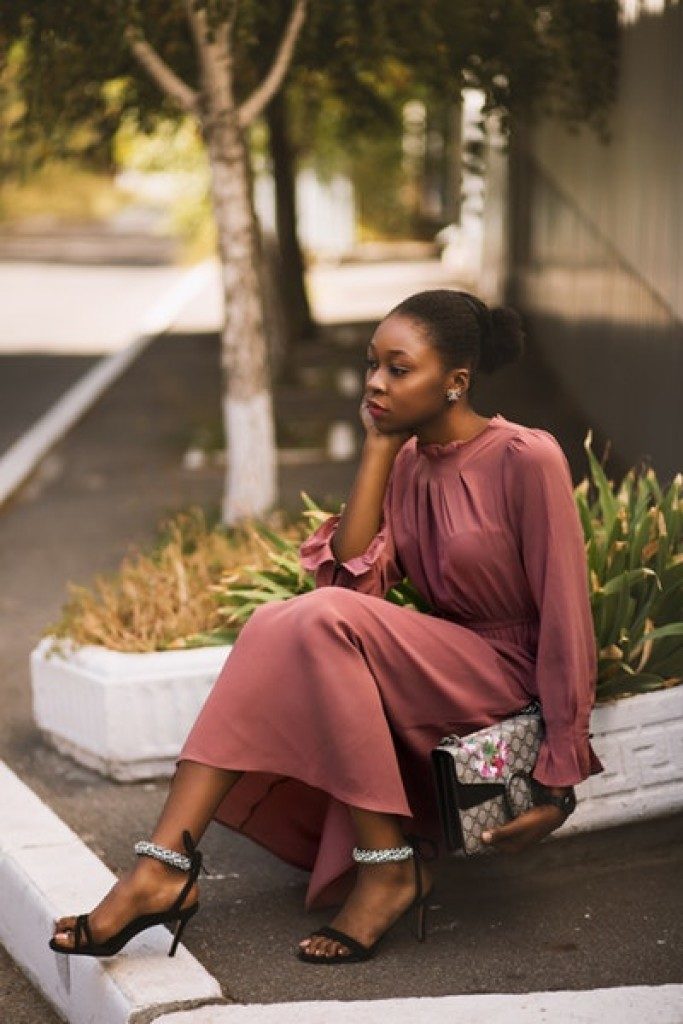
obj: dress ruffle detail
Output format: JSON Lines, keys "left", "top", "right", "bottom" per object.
{"left": 299, "top": 514, "right": 389, "bottom": 578}
{"left": 533, "top": 723, "right": 603, "bottom": 787}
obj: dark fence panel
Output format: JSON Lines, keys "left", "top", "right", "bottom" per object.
{"left": 508, "top": 2, "right": 683, "bottom": 483}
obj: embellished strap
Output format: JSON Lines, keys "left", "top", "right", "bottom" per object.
{"left": 352, "top": 844, "right": 414, "bottom": 864}
{"left": 134, "top": 840, "right": 192, "bottom": 872}
{"left": 134, "top": 831, "right": 203, "bottom": 916}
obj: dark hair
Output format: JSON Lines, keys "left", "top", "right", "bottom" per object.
{"left": 387, "top": 289, "right": 525, "bottom": 389}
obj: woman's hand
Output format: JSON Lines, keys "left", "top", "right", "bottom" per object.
{"left": 481, "top": 792, "right": 571, "bottom": 854}
{"left": 360, "top": 398, "right": 413, "bottom": 449}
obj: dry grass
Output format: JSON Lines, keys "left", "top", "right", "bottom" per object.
{"left": 46, "top": 509, "right": 301, "bottom": 653}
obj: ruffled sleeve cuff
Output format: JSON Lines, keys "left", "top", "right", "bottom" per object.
{"left": 299, "top": 514, "right": 391, "bottom": 588}
{"left": 532, "top": 722, "right": 603, "bottom": 788}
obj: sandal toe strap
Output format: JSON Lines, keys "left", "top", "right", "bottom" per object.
{"left": 74, "top": 914, "right": 94, "bottom": 952}
{"left": 308, "top": 925, "right": 370, "bottom": 959}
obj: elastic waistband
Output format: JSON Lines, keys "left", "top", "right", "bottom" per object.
{"left": 465, "top": 616, "right": 538, "bottom": 632}
{"left": 460, "top": 616, "right": 539, "bottom": 647}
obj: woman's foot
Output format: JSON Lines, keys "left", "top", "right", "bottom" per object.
{"left": 50, "top": 856, "right": 199, "bottom": 952}
{"left": 298, "top": 857, "right": 432, "bottom": 961}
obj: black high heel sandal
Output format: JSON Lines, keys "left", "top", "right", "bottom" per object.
{"left": 49, "top": 830, "right": 202, "bottom": 958}
{"left": 297, "top": 835, "right": 437, "bottom": 965}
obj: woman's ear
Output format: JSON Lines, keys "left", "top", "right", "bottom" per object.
{"left": 448, "top": 368, "right": 471, "bottom": 392}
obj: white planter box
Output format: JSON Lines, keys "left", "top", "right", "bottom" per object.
{"left": 30, "top": 638, "right": 232, "bottom": 781}
{"left": 32, "top": 638, "right": 683, "bottom": 834}
{"left": 564, "top": 685, "right": 683, "bottom": 835}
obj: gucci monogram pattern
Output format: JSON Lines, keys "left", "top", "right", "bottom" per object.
{"left": 436, "top": 708, "right": 543, "bottom": 855}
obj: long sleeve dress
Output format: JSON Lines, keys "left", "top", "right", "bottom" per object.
{"left": 179, "top": 413, "right": 602, "bottom": 909}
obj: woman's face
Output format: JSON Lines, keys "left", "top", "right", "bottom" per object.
{"left": 364, "top": 314, "right": 464, "bottom": 435}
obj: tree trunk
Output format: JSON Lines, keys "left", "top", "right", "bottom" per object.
{"left": 206, "top": 110, "right": 278, "bottom": 524}
{"left": 265, "top": 90, "right": 314, "bottom": 346}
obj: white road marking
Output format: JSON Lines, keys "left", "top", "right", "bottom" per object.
{"left": 0, "top": 260, "right": 213, "bottom": 507}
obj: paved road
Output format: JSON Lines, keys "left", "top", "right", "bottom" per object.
{"left": 1, "top": 320, "right": 680, "bottom": 1018}
{"left": 0, "top": 236, "right": 674, "bottom": 1015}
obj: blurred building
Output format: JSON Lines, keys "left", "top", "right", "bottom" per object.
{"left": 494, "top": 0, "right": 682, "bottom": 482}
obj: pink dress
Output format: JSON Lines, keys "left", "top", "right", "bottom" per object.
{"left": 180, "top": 413, "right": 602, "bottom": 908}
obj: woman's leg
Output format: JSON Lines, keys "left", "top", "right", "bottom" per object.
{"left": 299, "top": 806, "right": 433, "bottom": 959}
{"left": 52, "top": 761, "right": 241, "bottom": 949}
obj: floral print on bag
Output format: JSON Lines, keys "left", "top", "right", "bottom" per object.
{"left": 463, "top": 735, "right": 510, "bottom": 779}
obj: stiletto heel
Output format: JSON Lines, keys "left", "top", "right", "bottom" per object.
{"left": 408, "top": 834, "right": 433, "bottom": 943}
{"left": 168, "top": 903, "right": 198, "bottom": 957}
{"left": 49, "top": 830, "right": 203, "bottom": 958}
{"left": 415, "top": 890, "right": 431, "bottom": 942}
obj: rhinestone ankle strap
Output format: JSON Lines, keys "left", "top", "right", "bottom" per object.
{"left": 134, "top": 840, "right": 192, "bottom": 872}
{"left": 352, "top": 844, "right": 414, "bottom": 864}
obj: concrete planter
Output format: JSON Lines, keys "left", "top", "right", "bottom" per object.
{"left": 31, "top": 638, "right": 683, "bottom": 833}
{"left": 30, "top": 638, "right": 231, "bottom": 781}
{"left": 564, "top": 685, "right": 683, "bottom": 835}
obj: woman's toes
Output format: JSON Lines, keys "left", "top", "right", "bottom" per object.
{"left": 317, "top": 938, "right": 348, "bottom": 958}
{"left": 51, "top": 930, "right": 74, "bottom": 949}
{"left": 299, "top": 933, "right": 351, "bottom": 959}
{"left": 53, "top": 915, "right": 76, "bottom": 933}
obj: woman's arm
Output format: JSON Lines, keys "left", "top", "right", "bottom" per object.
{"left": 299, "top": 401, "right": 412, "bottom": 593}
{"left": 331, "top": 432, "right": 406, "bottom": 564}
{"left": 482, "top": 430, "right": 600, "bottom": 853}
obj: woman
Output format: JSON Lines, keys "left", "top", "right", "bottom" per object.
{"left": 50, "top": 289, "right": 601, "bottom": 964}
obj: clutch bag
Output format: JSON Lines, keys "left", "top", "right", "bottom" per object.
{"left": 431, "top": 702, "right": 543, "bottom": 855}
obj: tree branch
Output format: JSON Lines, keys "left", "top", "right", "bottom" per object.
{"left": 182, "top": 0, "right": 231, "bottom": 110}
{"left": 226, "top": 0, "right": 240, "bottom": 42}
{"left": 238, "top": 0, "right": 308, "bottom": 128}
{"left": 125, "top": 27, "right": 199, "bottom": 115}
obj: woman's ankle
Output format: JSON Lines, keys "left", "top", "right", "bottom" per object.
{"left": 358, "top": 858, "right": 416, "bottom": 885}
{"left": 132, "top": 855, "right": 190, "bottom": 885}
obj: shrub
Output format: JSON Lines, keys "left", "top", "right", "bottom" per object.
{"left": 48, "top": 438, "right": 683, "bottom": 703}
{"left": 47, "top": 510, "right": 282, "bottom": 653}
{"left": 576, "top": 433, "right": 682, "bottom": 700}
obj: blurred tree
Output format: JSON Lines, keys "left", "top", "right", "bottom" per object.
{"left": 1, "top": 0, "right": 308, "bottom": 523}
{"left": 250, "top": 0, "right": 619, "bottom": 336}
{"left": 0, "top": 0, "right": 618, "bottom": 520}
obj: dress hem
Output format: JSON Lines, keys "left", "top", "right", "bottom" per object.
{"left": 177, "top": 753, "right": 414, "bottom": 820}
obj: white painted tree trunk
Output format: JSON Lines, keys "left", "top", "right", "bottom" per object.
{"left": 207, "top": 111, "right": 278, "bottom": 524}
{"left": 127, "top": 2, "right": 308, "bottom": 524}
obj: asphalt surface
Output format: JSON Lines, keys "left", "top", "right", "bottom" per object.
{"left": 0, "top": 354, "right": 98, "bottom": 454}
{"left": 1, "top": 321, "right": 680, "bottom": 1016}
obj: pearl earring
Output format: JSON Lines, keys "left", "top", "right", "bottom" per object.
{"left": 446, "top": 388, "right": 462, "bottom": 403}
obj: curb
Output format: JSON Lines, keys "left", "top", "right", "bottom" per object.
{"left": 2, "top": 759, "right": 681, "bottom": 1023}
{"left": 0, "top": 259, "right": 213, "bottom": 508}
{"left": 0, "top": 761, "right": 225, "bottom": 1024}
{"left": 153, "top": 986, "right": 683, "bottom": 1023}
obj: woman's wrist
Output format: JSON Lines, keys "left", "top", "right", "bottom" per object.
{"left": 536, "top": 783, "right": 573, "bottom": 797}
{"left": 362, "top": 432, "right": 408, "bottom": 460}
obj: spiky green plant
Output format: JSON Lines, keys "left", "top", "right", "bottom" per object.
{"left": 51, "top": 437, "right": 682, "bottom": 703}
{"left": 188, "top": 493, "right": 431, "bottom": 646}
{"left": 576, "top": 432, "right": 683, "bottom": 700}
{"left": 204, "top": 441, "right": 682, "bottom": 702}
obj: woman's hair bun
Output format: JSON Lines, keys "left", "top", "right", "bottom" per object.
{"left": 478, "top": 306, "right": 525, "bottom": 375}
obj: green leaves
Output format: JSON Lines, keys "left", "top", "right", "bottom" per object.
{"left": 578, "top": 434, "right": 683, "bottom": 701}
{"left": 204, "top": 443, "right": 682, "bottom": 706}
{"left": 200, "top": 492, "right": 433, "bottom": 644}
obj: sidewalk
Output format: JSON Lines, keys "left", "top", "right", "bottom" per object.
{"left": 0, "top": 278, "right": 680, "bottom": 1016}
